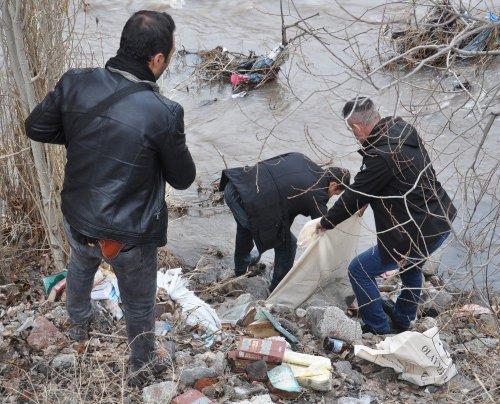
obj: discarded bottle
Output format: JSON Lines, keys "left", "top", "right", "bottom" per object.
{"left": 230, "top": 72, "right": 263, "bottom": 87}
{"left": 251, "top": 44, "right": 285, "bottom": 70}
{"left": 323, "top": 336, "right": 351, "bottom": 354}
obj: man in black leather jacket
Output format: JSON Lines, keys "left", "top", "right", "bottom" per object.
{"left": 317, "top": 97, "right": 456, "bottom": 335}
{"left": 220, "top": 152, "right": 350, "bottom": 291}
{"left": 25, "top": 11, "right": 195, "bottom": 384}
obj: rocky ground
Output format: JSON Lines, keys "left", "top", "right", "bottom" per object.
{"left": 0, "top": 246, "right": 499, "bottom": 403}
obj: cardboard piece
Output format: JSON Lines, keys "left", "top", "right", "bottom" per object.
{"left": 246, "top": 320, "right": 280, "bottom": 338}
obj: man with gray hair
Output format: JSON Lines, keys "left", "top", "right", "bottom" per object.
{"left": 316, "top": 97, "right": 456, "bottom": 334}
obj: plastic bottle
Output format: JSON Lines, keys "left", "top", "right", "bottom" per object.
{"left": 323, "top": 336, "right": 351, "bottom": 354}
{"left": 251, "top": 44, "right": 285, "bottom": 70}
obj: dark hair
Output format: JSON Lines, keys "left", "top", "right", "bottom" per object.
{"left": 118, "top": 10, "right": 176, "bottom": 62}
{"left": 326, "top": 167, "right": 350, "bottom": 190}
{"left": 342, "top": 97, "right": 374, "bottom": 119}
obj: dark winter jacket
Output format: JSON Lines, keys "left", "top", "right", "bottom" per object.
{"left": 320, "top": 117, "right": 456, "bottom": 263}
{"left": 25, "top": 67, "right": 196, "bottom": 246}
{"left": 220, "top": 152, "right": 332, "bottom": 252}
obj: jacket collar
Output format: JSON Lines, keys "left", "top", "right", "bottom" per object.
{"left": 358, "top": 116, "right": 400, "bottom": 155}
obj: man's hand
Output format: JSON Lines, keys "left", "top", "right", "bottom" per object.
{"left": 315, "top": 222, "right": 328, "bottom": 234}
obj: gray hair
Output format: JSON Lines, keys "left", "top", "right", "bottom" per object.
{"left": 342, "top": 97, "right": 380, "bottom": 127}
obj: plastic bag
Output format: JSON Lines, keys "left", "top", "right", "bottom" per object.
{"left": 354, "top": 327, "right": 457, "bottom": 386}
{"left": 157, "top": 268, "right": 221, "bottom": 346}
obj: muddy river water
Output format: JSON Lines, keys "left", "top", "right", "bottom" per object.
{"left": 76, "top": 0, "right": 500, "bottom": 292}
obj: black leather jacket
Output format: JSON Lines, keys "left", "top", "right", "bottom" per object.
{"left": 220, "top": 152, "right": 331, "bottom": 252}
{"left": 321, "top": 117, "right": 456, "bottom": 263}
{"left": 25, "top": 67, "right": 196, "bottom": 246}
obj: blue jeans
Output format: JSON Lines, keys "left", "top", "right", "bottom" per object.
{"left": 64, "top": 219, "right": 158, "bottom": 370}
{"left": 349, "top": 232, "right": 450, "bottom": 333}
{"left": 224, "top": 182, "right": 297, "bottom": 289}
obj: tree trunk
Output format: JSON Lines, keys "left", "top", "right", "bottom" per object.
{"left": 1, "top": 0, "right": 66, "bottom": 270}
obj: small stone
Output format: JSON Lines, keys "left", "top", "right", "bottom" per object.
{"left": 142, "top": 381, "right": 177, "bottom": 404}
{"left": 212, "top": 351, "right": 227, "bottom": 376}
{"left": 245, "top": 360, "right": 268, "bottom": 382}
{"left": 295, "top": 308, "right": 307, "bottom": 318}
{"left": 333, "top": 361, "right": 352, "bottom": 375}
{"left": 50, "top": 353, "right": 76, "bottom": 369}
{"left": 478, "top": 314, "right": 498, "bottom": 335}
{"left": 269, "top": 304, "right": 295, "bottom": 317}
{"left": 27, "top": 316, "right": 67, "bottom": 351}
{"left": 414, "top": 317, "right": 438, "bottom": 332}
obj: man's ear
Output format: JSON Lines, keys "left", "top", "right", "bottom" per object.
{"left": 328, "top": 181, "right": 341, "bottom": 197}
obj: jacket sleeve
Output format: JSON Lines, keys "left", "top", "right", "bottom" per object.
{"left": 160, "top": 104, "right": 196, "bottom": 190}
{"left": 24, "top": 77, "right": 66, "bottom": 145}
{"left": 320, "top": 154, "right": 393, "bottom": 229}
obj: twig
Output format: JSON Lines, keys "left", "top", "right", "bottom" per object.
{"left": 89, "top": 331, "right": 128, "bottom": 340}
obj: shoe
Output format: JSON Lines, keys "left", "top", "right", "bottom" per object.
{"left": 68, "top": 317, "right": 92, "bottom": 342}
{"left": 361, "top": 323, "right": 392, "bottom": 335}
{"left": 247, "top": 262, "right": 266, "bottom": 278}
{"left": 234, "top": 251, "right": 264, "bottom": 277}
{"left": 152, "top": 340, "right": 176, "bottom": 374}
{"left": 128, "top": 368, "right": 151, "bottom": 387}
{"left": 381, "top": 298, "right": 410, "bottom": 333}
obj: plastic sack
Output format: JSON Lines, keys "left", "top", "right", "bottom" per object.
{"left": 354, "top": 327, "right": 457, "bottom": 386}
{"left": 267, "top": 216, "right": 362, "bottom": 308}
{"left": 157, "top": 268, "right": 221, "bottom": 346}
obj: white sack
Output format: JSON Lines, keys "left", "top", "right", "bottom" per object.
{"left": 157, "top": 268, "right": 221, "bottom": 341}
{"left": 354, "top": 327, "right": 457, "bottom": 386}
{"left": 266, "top": 216, "right": 362, "bottom": 308}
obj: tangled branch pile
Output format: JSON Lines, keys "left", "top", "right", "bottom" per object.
{"left": 385, "top": 0, "right": 499, "bottom": 68}
{"left": 190, "top": 44, "right": 288, "bottom": 91}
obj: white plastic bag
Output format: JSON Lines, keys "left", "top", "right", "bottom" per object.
{"left": 157, "top": 268, "right": 221, "bottom": 346}
{"left": 354, "top": 327, "right": 457, "bottom": 386}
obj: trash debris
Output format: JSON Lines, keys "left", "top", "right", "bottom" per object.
{"left": 454, "top": 303, "right": 493, "bottom": 317}
{"left": 384, "top": 1, "right": 500, "bottom": 68}
{"left": 155, "top": 321, "right": 173, "bottom": 337}
{"left": 157, "top": 268, "right": 221, "bottom": 347}
{"left": 267, "top": 364, "right": 302, "bottom": 399}
{"left": 323, "top": 336, "right": 351, "bottom": 354}
{"left": 231, "top": 91, "right": 248, "bottom": 98}
{"left": 192, "top": 43, "right": 288, "bottom": 93}
{"left": 354, "top": 327, "right": 457, "bottom": 386}
{"left": 237, "top": 337, "right": 286, "bottom": 362}
{"left": 282, "top": 350, "right": 333, "bottom": 392}
{"left": 42, "top": 270, "right": 67, "bottom": 296}
{"left": 89, "top": 268, "right": 124, "bottom": 320}
{"left": 260, "top": 310, "right": 299, "bottom": 344}
{"left": 47, "top": 278, "right": 66, "bottom": 302}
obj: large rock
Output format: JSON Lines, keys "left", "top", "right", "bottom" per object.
{"left": 142, "top": 381, "right": 177, "bottom": 403}
{"left": 27, "top": 316, "right": 67, "bottom": 351}
{"left": 306, "top": 306, "right": 362, "bottom": 343}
